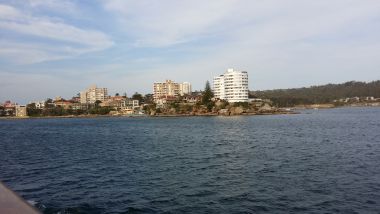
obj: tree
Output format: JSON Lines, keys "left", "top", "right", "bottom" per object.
{"left": 144, "top": 94, "right": 154, "bottom": 104}
{"left": 202, "top": 81, "right": 214, "bottom": 112}
{"left": 132, "top": 92, "right": 143, "bottom": 103}
{"left": 44, "top": 98, "right": 54, "bottom": 109}
{"left": 26, "top": 103, "right": 42, "bottom": 117}
{"left": 94, "top": 100, "right": 102, "bottom": 108}
{"left": 0, "top": 106, "right": 5, "bottom": 116}
{"left": 115, "top": 93, "right": 120, "bottom": 96}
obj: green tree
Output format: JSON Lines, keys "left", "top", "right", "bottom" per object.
{"left": 94, "top": 100, "right": 102, "bottom": 108}
{"left": 143, "top": 94, "right": 154, "bottom": 104}
{"left": 202, "top": 81, "right": 213, "bottom": 104}
{"left": 132, "top": 92, "right": 143, "bottom": 103}
{"left": 26, "top": 103, "right": 42, "bottom": 117}
{"left": 0, "top": 106, "right": 5, "bottom": 116}
{"left": 44, "top": 98, "right": 54, "bottom": 109}
{"left": 202, "top": 81, "right": 214, "bottom": 111}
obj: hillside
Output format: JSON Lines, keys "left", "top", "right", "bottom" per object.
{"left": 251, "top": 81, "right": 380, "bottom": 107}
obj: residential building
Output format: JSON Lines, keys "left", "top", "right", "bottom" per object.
{"left": 100, "top": 96, "right": 126, "bottom": 108}
{"left": 179, "top": 82, "right": 192, "bottom": 96}
{"left": 213, "top": 76, "right": 225, "bottom": 100}
{"left": 80, "top": 85, "right": 109, "bottom": 104}
{"left": 3, "top": 101, "right": 16, "bottom": 116}
{"left": 153, "top": 80, "right": 192, "bottom": 103}
{"left": 121, "top": 99, "right": 140, "bottom": 109}
{"left": 15, "top": 105, "right": 27, "bottom": 117}
{"left": 33, "top": 101, "right": 45, "bottom": 109}
{"left": 153, "top": 80, "right": 179, "bottom": 101}
{"left": 54, "top": 100, "right": 73, "bottom": 110}
{"left": 213, "top": 68, "right": 249, "bottom": 103}
{"left": 155, "top": 96, "right": 177, "bottom": 106}
{"left": 182, "top": 95, "right": 202, "bottom": 103}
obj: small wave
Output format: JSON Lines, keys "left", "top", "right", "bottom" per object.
{"left": 27, "top": 200, "right": 37, "bottom": 206}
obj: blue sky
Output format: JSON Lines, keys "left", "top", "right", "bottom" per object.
{"left": 1, "top": 0, "right": 380, "bottom": 103}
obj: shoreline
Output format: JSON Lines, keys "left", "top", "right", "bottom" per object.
{"left": 1, "top": 105, "right": 378, "bottom": 120}
{"left": 0, "top": 111, "right": 298, "bottom": 120}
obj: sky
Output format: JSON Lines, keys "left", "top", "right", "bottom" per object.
{"left": 1, "top": 0, "right": 380, "bottom": 103}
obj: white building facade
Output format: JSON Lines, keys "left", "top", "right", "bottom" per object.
{"left": 179, "top": 82, "right": 192, "bottom": 96}
{"left": 80, "top": 85, "right": 109, "bottom": 104}
{"left": 213, "top": 68, "right": 249, "bottom": 103}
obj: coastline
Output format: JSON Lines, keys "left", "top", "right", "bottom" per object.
{"left": 0, "top": 110, "right": 298, "bottom": 120}
{"left": 2, "top": 105, "right": 379, "bottom": 120}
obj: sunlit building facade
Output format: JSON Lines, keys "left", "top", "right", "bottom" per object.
{"left": 153, "top": 80, "right": 192, "bottom": 103}
{"left": 80, "top": 85, "right": 109, "bottom": 104}
{"left": 213, "top": 68, "right": 249, "bottom": 102}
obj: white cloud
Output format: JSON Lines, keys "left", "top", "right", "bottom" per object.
{"left": 103, "top": 0, "right": 380, "bottom": 47}
{"left": 28, "top": 0, "right": 76, "bottom": 12}
{"left": 0, "top": 3, "right": 113, "bottom": 64}
{"left": 103, "top": 0, "right": 236, "bottom": 47}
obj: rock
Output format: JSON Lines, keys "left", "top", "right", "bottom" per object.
{"left": 218, "top": 109, "right": 229, "bottom": 116}
{"left": 258, "top": 103, "right": 273, "bottom": 112}
{"left": 230, "top": 106, "right": 244, "bottom": 115}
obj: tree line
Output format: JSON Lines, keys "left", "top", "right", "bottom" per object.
{"left": 251, "top": 80, "right": 380, "bottom": 107}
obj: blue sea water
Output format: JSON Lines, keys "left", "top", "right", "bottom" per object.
{"left": 0, "top": 107, "right": 380, "bottom": 213}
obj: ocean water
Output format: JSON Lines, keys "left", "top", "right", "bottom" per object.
{"left": 0, "top": 107, "right": 380, "bottom": 214}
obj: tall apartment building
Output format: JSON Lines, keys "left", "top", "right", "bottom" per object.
{"left": 213, "top": 68, "right": 249, "bottom": 103}
{"left": 153, "top": 80, "right": 192, "bottom": 102}
{"left": 80, "top": 85, "right": 109, "bottom": 104}
{"left": 179, "top": 82, "right": 192, "bottom": 96}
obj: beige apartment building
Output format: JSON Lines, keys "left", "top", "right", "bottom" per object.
{"left": 80, "top": 85, "right": 109, "bottom": 104}
{"left": 153, "top": 80, "right": 192, "bottom": 102}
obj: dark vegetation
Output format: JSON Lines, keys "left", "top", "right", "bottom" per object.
{"left": 252, "top": 81, "right": 380, "bottom": 107}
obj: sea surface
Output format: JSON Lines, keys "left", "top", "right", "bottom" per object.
{"left": 1, "top": 107, "right": 380, "bottom": 214}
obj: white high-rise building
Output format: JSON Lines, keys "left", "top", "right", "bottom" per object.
{"left": 213, "top": 68, "right": 248, "bottom": 102}
{"left": 80, "top": 85, "right": 109, "bottom": 104}
{"left": 179, "top": 82, "right": 192, "bottom": 96}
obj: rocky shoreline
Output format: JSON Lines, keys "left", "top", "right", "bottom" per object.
{"left": 0, "top": 109, "right": 299, "bottom": 120}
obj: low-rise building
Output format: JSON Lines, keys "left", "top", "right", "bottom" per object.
{"left": 15, "top": 105, "right": 27, "bottom": 117}
{"left": 182, "top": 95, "right": 201, "bottom": 103}
{"left": 54, "top": 100, "right": 73, "bottom": 110}
{"left": 3, "top": 101, "right": 16, "bottom": 116}
{"left": 155, "top": 95, "right": 177, "bottom": 106}
{"left": 121, "top": 99, "right": 139, "bottom": 110}
{"left": 34, "top": 101, "right": 45, "bottom": 109}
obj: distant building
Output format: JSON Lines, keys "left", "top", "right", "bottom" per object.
{"left": 3, "top": 101, "right": 17, "bottom": 116}
{"left": 153, "top": 80, "right": 192, "bottom": 103}
{"left": 179, "top": 82, "right": 192, "bottom": 96}
{"left": 33, "top": 101, "right": 45, "bottom": 109}
{"left": 100, "top": 96, "right": 123, "bottom": 108}
{"left": 182, "top": 95, "right": 201, "bottom": 103}
{"left": 15, "top": 105, "right": 27, "bottom": 117}
{"left": 54, "top": 100, "right": 73, "bottom": 109}
{"left": 213, "top": 68, "right": 249, "bottom": 103}
{"left": 80, "top": 85, "right": 109, "bottom": 104}
{"left": 121, "top": 99, "right": 139, "bottom": 109}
